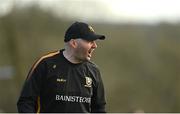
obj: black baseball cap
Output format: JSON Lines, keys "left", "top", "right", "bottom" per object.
{"left": 64, "top": 22, "right": 105, "bottom": 42}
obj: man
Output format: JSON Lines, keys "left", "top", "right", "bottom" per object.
{"left": 17, "top": 22, "right": 106, "bottom": 113}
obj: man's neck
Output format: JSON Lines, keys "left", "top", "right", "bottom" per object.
{"left": 63, "top": 50, "right": 82, "bottom": 64}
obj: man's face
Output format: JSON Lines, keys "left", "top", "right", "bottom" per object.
{"left": 74, "top": 39, "right": 97, "bottom": 62}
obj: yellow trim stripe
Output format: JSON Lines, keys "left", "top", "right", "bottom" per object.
{"left": 27, "top": 51, "right": 60, "bottom": 79}
{"left": 36, "top": 96, "right": 40, "bottom": 114}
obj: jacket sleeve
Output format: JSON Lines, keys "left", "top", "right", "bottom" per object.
{"left": 91, "top": 69, "right": 106, "bottom": 113}
{"left": 17, "top": 60, "right": 46, "bottom": 113}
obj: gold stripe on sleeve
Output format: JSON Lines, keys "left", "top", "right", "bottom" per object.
{"left": 36, "top": 96, "right": 40, "bottom": 114}
{"left": 27, "top": 50, "right": 60, "bottom": 79}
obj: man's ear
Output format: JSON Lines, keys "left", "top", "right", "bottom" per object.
{"left": 69, "top": 39, "right": 77, "bottom": 48}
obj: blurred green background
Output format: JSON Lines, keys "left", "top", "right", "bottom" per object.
{"left": 0, "top": 2, "right": 180, "bottom": 113}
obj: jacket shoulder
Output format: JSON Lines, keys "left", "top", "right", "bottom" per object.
{"left": 27, "top": 50, "right": 60, "bottom": 78}
{"left": 87, "top": 61, "right": 99, "bottom": 69}
{"left": 40, "top": 50, "right": 60, "bottom": 62}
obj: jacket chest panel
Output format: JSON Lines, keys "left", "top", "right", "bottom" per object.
{"left": 45, "top": 66, "right": 93, "bottom": 97}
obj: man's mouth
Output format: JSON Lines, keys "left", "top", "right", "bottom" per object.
{"left": 88, "top": 49, "right": 94, "bottom": 57}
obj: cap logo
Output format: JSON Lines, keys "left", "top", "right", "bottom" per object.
{"left": 88, "top": 25, "right": 94, "bottom": 32}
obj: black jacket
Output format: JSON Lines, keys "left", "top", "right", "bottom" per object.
{"left": 17, "top": 49, "right": 106, "bottom": 113}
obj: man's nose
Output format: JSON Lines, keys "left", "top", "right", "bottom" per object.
{"left": 92, "top": 41, "right": 97, "bottom": 48}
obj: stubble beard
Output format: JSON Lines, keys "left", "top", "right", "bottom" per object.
{"left": 75, "top": 50, "right": 90, "bottom": 63}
